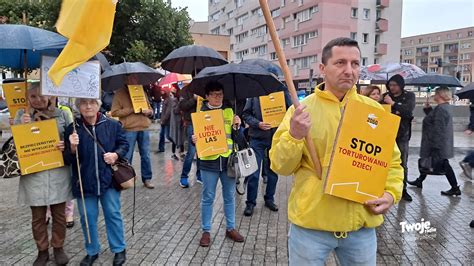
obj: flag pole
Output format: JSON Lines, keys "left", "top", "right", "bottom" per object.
{"left": 259, "top": 0, "right": 322, "bottom": 178}
{"left": 72, "top": 119, "right": 91, "bottom": 244}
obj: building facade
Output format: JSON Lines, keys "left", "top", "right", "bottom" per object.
{"left": 190, "top": 21, "right": 231, "bottom": 60}
{"left": 401, "top": 27, "right": 474, "bottom": 85}
{"left": 209, "top": 0, "right": 402, "bottom": 88}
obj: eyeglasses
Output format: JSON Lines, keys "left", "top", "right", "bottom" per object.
{"left": 208, "top": 92, "right": 224, "bottom": 97}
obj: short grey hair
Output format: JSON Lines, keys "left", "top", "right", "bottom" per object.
{"left": 435, "top": 86, "right": 452, "bottom": 101}
{"left": 74, "top": 98, "right": 102, "bottom": 109}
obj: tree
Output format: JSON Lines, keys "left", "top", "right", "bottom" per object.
{"left": 125, "top": 40, "right": 157, "bottom": 66}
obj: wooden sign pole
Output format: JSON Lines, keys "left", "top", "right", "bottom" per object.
{"left": 259, "top": 0, "right": 322, "bottom": 178}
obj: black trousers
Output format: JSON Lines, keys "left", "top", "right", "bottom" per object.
{"left": 418, "top": 159, "right": 458, "bottom": 188}
{"left": 396, "top": 138, "right": 410, "bottom": 191}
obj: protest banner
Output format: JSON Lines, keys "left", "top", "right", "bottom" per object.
{"left": 260, "top": 91, "right": 286, "bottom": 128}
{"left": 2, "top": 82, "right": 28, "bottom": 119}
{"left": 324, "top": 99, "right": 401, "bottom": 204}
{"left": 128, "top": 85, "right": 150, "bottom": 113}
{"left": 196, "top": 95, "right": 204, "bottom": 112}
{"left": 191, "top": 109, "right": 228, "bottom": 158}
{"left": 382, "top": 104, "right": 392, "bottom": 112}
{"left": 11, "top": 119, "right": 64, "bottom": 175}
{"left": 41, "top": 55, "right": 100, "bottom": 99}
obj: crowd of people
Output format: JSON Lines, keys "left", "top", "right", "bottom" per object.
{"left": 5, "top": 37, "right": 471, "bottom": 266}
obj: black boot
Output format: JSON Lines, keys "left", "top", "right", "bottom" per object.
{"left": 243, "top": 204, "right": 254, "bottom": 217}
{"left": 407, "top": 178, "right": 423, "bottom": 188}
{"left": 53, "top": 247, "right": 69, "bottom": 265}
{"left": 33, "top": 250, "right": 49, "bottom": 266}
{"left": 80, "top": 254, "right": 98, "bottom": 266}
{"left": 113, "top": 250, "right": 126, "bottom": 266}
{"left": 441, "top": 186, "right": 461, "bottom": 196}
{"left": 401, "top": 190, "right": 413, "bottom": 201}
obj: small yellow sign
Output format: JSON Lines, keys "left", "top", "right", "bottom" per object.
{"left": 324, "top": 99, "right": 400, "bottom": 204}
{"left": 196, "top": 96, "right": 204, "bottom": 112}
{"left": 2, "top": 82, "right": 28, "bottom": 119}
{"left": 11, "top": 119, "right": 64, "bottom": 175}
{"left": 191, "top": 109, "right": 229, "bottom": 158}
{"left": 260, "top": 91, "right": 286, "bottom": 128}
{"left": 128, "top": 85, "right": 150, "bottom": 113}
{"left": 382, "top": 104, "right": 391, "bottom": 112}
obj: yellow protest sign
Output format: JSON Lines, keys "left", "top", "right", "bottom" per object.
{"left": 260, "top": 91, "right": 286, "bottom": 128}
{"left": 11, "top": 119, "right": 64, "bottom": 175}
{"left": 382, "top": 104, "right": 391, "bottom": 112}
{"left": 128, "top": 85, "right": 150, "bottom": 113}
{"left": 191, "top": 109, "right": 228, "bottom": 158}
{"left": 2, "top": 82, "right": 28, "bottom": 119}
{"left": 324, "top": 99, "right": 400, "bottom": 204}
{"left": 196, "top": 96, "right": 204, "bottom": 112}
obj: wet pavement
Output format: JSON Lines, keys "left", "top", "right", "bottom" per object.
{"left": 0, "top": 128, "right": 472, "bottom": 265}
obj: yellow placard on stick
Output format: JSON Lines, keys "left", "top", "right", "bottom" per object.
{"left": 260, "top": 91, "right": 286, "bottom": 128}
{"left": 191, "top": 109, "right": 229, "bottom": 158}
{"left": 196, "top": 96, "right": 204, "bottom": 112}
{"left": 11, "top": 119, "right": 64, "bottom": 175}
{"left": 2, "top": 82, "right": 28, "bottom": 119}
{"left": 324, "top": 99, "right": 401, "bottom": 204}
{"left": 128, "top": 85, "right": 150, "bottom": 113}
{"left": 382, "top": 104, "right": 391, "bottom": 112}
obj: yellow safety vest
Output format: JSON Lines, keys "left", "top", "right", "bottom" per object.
{"left": 200, "top": 107, "right": 234, "bottom": 160}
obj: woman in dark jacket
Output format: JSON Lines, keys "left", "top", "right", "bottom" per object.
{"left": 407, "top": 87, "right": 461, "bottom": 196}
{"left": 64, "top": 98, "right": 129, "bottom": 266}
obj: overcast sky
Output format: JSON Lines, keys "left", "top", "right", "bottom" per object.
{"left": 171, "top": 0, "right": 473, "bottom": 37}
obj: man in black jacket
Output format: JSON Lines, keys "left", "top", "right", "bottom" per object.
{"left": 381, "top": 74, "right": 415, "bottom": 201}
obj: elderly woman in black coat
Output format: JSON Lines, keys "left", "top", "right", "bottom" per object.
{"left": 407, "top": 87, "right": 461, "bottom": 196}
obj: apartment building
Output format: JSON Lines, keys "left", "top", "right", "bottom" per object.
{"left": 209, "top": 0, "right": 402, "bottom": 88}
{"left": 401, "top": 27, "right": 474, "bottom": 85}
{"left": 190, "top": 21, "right": 231, "bottom": 60}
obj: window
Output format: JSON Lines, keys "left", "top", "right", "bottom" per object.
{"left": 460, "top": 53, "right": 470, "bottom": 60}
{"left": 251, "top": 8, "right": 263, "bottom": 16}
{"left": 431, "top": 46, "right": 439, "bottom": 52}
{"left": 363, "top": 9, "right": 370, "bottom": 19}
{"left": 294, "top": 55, "right": 317, "bottom": 69}
{"left": 235, "top": 31, "right": 248, "bottom": 43}
{"left": 461, "top": 42, "right": 472, "bottom": 49}
{"left": 251, "top": 45, "right": 267, "bottom": 55}
{"left": 418, "top": 38, "right": 423, "bottom": 44}
{"left": 210, "top": 27, "right": 220, "bottom": 35}
{"left": 293, "top": 31, "right": 318, "bottom": 47}
{"left": 374, "top": 58, "right": 378, "bottom": 64}
{"left": 429, "top": 67, "right": 438, "bottom": 73}
{"left": 457, "top": 32, "right": 462, "bottom": 38}
{"left": 350, "top": 32, "right": 357, "bottom": 40}
{"left": 227, "top": 11, "right": 234, "bottom": 18}
{"left": 283, "top": 16, "right": 291, "bottom": 23}
{"left": 270, "top": 52, "right": 278, "bottom": 60}
{"left": 235, "top": 0, "right": 244, "bottom": 8}
{"left": 271, "top": 8, "right": 280, "bottom": 18}
{"left": 404, "top": 49, "right": 412, "bottom": 55}
{"left": 282, "top": 38, "right": 290, "bottom": 47}
{"left": 294, "top": 6, "right": 317, "bottom": 22}
{"left": 281, "top": 0, "right": 286, "bottom": 7}
{"left": 351, "top": 8, "right": 358, "bottom": 18}
{"left": 236, "top": 13, "right": 249, "bottom": 25}
{"left": 403, "top": 59, "right": 413, "bottom": 64}
{"left": 227, "top": 28, "right": 233, "bottom": 35}
{"left": 362, "top": 33, "right": 369, "bottom": 43}
{"left": 375, "top": 34, "right": 380, "bottom": 45}
{"left": 437, "top": 35, "right": 441, "bottom": 41}
{"left": 428, "top": 37, "right": 432, "bottom": 43}
{"left": 376, "top": 10, "right": 381, "bottom": 19}
{"left": 468, "top": 31, "right": 473, "bottom": 37}
{"left": 235, "top": 49, "right": 248, "bottom": 60}
{"left": 362, "top": 57, "right": 368, "bottom": 66}
{"left": 251, "top": 25, "right": 267, "bottom": 37}
{"left": 447, "top": 33, "right": 451, "bottom": 39}
{"left": 209, "top": 11, "right": 220, "bottom": 22}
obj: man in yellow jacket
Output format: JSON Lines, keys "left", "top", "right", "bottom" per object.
{"left": 270, "top": 37, "right": 403, "bottom": 265}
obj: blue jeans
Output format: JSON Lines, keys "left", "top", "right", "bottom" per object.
{"left": 180, "top": 124, "right": 200, "bottom": 179}
{"left": 158, "top": 124, "right": 170, "bottom": 152}
{"left": 246, "top": 138, "right": 278, "bottom": 206}
{"left": 201, "top": 169, "right": 235, "bottom": 232}
{"left": 125, "top": 130, "right": 152, "bottom": 182}
{"left": 289, "top": 224, "right": 376, "bottom": 265}
{"left": 76, "top": 188, "right": 126, "bottom": 256}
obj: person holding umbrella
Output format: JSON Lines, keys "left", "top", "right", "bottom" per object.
{"left": 111, "top": 74, "right": 155, "bottom": 189}
{"left": 192, "top": 81, "right": 245, "bottom": 247}
{"left": 381, "top": 74, "right": 416, "bottom": 201}
{"left": 15, "top": 82, "right": 72, "bottom": 266}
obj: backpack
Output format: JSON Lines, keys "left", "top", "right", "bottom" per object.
{"left": 0, "top": 136, "right": 21, "bottom": 178}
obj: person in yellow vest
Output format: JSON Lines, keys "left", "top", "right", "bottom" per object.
{"left": 191, "top": 81, "right": 245, "bottom": 247}
{"left": 269, "top": 37, "right": 403, "bottom": 264}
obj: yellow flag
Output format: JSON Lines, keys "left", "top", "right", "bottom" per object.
{"left": 48, "top": 0, "right": 117, "bottom": 86}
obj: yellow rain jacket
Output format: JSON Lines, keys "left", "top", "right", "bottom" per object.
{"left": 270, "top": 84, "right": 403, "bottom": 232}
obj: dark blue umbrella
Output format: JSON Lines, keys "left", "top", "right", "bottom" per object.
{"left": 187, "top": 63, "right": 283, "bottom": 100}
{"left": 101, "top": 62, "right": 165, "bottom": 92}
{"left": 0, "top": 24, "right": 67, "bottom": 70}
{"left": 240, "top": 59, "right": 283, "bottom": 78}
{"left": 455, "top": 82, "right": 474, "bottom": 100}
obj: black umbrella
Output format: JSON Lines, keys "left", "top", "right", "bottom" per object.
{"left": 101, "top": 62, "right": 165, "bottom": 91}
{"left": 455, "top": 82, "right": 474, "bottom": 100}
{"left": 240, "top": 59, "right": 283, "bottom": 78}
{"left": 187, "top": 63, "right": 283, "bottom": 100}
{"left": 405, "top": 74, "right": 463, "bottom": 88}
{"left": 161, "top": 45, "right": 228, "bottom": 75}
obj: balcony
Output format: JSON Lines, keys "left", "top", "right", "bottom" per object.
{"left": 374, "top": 43, "right": 387, "bottom": 55}
{"left": 376, "top": 0, "right": 389, "bottom": 8}
{"left": 375, "top": 19, "right": 388, "bottom": 32}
